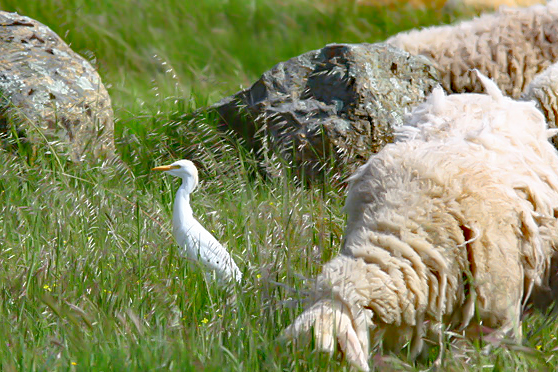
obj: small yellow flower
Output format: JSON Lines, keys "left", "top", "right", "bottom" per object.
{"left": 218, "top": 314, "right": 223, "bottom": 318}
{"left": 201, "top": 318, "right": 209, "bottom": 324}
{"left": 43, "top": 285, "right": 51, "bottom": 292}
{"left": 536, "top": 345, "right": 542, "bottom": 351}
{"left": 256, "top": 274, "right": 261, "bottom": 279}
{"left": 269, "top": 202, "right": 274, "bottom": 206}
{"left": 71, "top": 362, "right": 77, "bottom": 365}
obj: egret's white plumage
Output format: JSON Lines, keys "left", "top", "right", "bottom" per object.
{"left": 153, "top": 159, "right": 242, "bottom": 283}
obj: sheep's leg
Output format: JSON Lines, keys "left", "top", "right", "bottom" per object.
{"left": 282, "top": 299, "right": 370, "bottom": 371}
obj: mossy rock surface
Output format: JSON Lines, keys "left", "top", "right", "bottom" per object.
{"left": 0, "top": 11, "right": 115, "bottom": 161}
{"left": 208, "top": 43, "right": 440, "bottom": 181}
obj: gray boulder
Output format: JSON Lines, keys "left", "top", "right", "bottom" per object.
{"left": 209, "top": 43, "right": 440, "bottom": 181}
{"left": 0, "top": 11, "right": 115, "bottom": 162}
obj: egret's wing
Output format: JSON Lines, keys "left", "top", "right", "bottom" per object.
{"left": 182, "top": 220, "right": 242, "bottom": 283}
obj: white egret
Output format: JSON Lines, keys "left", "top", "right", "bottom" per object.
{"left": 153, "top": 159, "right": 242, "bottom": 283}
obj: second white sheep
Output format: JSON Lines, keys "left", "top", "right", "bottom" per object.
{"left": 387, "top": 1, "right": 558, "bottom": 98}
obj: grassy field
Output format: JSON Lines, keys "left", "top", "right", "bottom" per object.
{"left": 1, "top": 0, "right": 557, "bottom": 370}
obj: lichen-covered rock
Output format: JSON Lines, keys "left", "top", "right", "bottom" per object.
{"left": 209, "top": 43, "right": 439, "bottom": 181}
{"left": 0, "top": 11, "right": 115, "bottom": 161}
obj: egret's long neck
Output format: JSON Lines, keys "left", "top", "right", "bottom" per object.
{"left": 173, "top": 181, "right": 195, "bottom": 229}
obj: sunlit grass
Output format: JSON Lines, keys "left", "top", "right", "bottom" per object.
{"left": 1, "top": 0, "right": 464, "bottom": 111}
{"left": 0, "top": 139, "right": 347, "bottom": 370}
{"left": 2, "top": 115, "right": 557, "bottom": 371}
{"left": 1, "top": 0, "right": 557, "bottom": 370}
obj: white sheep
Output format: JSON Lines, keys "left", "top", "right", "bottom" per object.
{"left": 445, "top": 0, "right": 544, "bottom": 11}
{"left": 387, "top": 0, "right": 558, "bottom": 99}
{"left": 521, "top": 60, "right": 558, "bottom": 129}
{"left": 283, "top": 73, "right": 558, "bottom": 371}
{"left": 354, "top": 0, "right": 542, "bottom": 9}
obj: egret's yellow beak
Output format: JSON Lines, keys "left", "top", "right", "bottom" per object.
{"left": 152, "top": 165, "right": 180, "bottom": 171}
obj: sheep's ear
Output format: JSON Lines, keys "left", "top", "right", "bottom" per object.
{"left": 474, "top": 70, "right": 504, "bottom": 103}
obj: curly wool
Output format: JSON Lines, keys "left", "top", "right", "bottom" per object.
{"left": 283, "top": 73, "right": 558, "bottom": 371}
{"left": 521, "top": 61, "right": 558, "bottom": 128}
{"left": 387, "top": 1, "right": 558, "bottom": 99}
{"left": 445, "top": 0, "right": 544, "bottom": 10}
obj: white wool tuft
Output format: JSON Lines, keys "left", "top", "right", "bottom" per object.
{"left": 284, "top": 73, "right": 558, "bottom": 371}
{"left": 475, "top": 69, "right": 504, "bottom": 103}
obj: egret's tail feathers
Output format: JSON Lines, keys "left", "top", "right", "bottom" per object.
{"left": 224, "top": 258, "right": 242, "bottom": 284}
{"left": 282, "top": 299, "right": 370, "bottom": 371}
{"left": 186, "top": 229, "right": 243, "bottom": 284}
{"left": 206, "top": 251, "right": 242, "bottom": 284}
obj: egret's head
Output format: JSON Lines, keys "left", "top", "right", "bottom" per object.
{"left": 153, "top": 159, "right": 199, "bottom": 193}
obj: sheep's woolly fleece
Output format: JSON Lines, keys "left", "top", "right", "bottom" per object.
{"left": 351, "top": 0, "right": 542, "bottom": 9}
{"left": 283, "top": 73, "right": 558, "bottom": 371}
{"left": 445, "top": 0, "right": 544, "bottom": 10}
{"left": 387, "top": 0, "right": 558, "bottom": 99}
{"left": 521, "top": 60, "right": 558, "bottom": 130}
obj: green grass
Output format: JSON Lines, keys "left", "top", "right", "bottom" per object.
{"left": 0, "top": 0, "right": 557, "bottom": 370}
{"left": 0, "top": 0, "right": 461, "bottom": 113}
